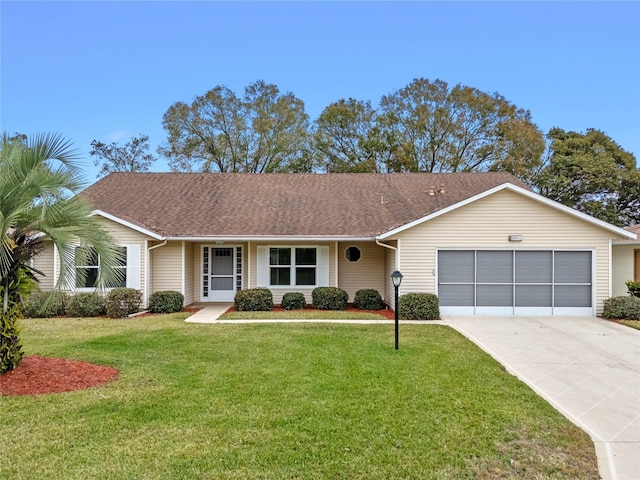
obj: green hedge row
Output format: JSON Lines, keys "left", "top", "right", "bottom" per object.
{"left": 24, "top": 288, "right": 142, "bottom": 319}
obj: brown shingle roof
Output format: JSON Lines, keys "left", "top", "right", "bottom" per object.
{"left": 80, "top": 172, "right": 528, "bottom": 238}
{"left": 626, "top": 225, "right": 640, "bottom": 236}
{"left": 614, "top": 224, "right": 640, "bottom": 243}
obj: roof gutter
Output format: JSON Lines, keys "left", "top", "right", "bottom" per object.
{"left": 163, "top": 235, "right": 376, "bottom": 242}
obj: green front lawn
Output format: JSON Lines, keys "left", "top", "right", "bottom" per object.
{"left": 620, "top": 319, "right": 640, "bottom": 330}
{"left": 2, "top": 315, "right": 598, "bottom": 479}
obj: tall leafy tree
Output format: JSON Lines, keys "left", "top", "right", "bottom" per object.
{"left": 1, "top": 133, "right": 123, "bottom": 372}
{"left": 314, "top": 98, "right": 384, "bottom": 173}
{"left": 159, "top": 80, "right": 313, "bottom": 173}
{"left": 376, "top": 78, "right": 545, "bottom": 177}
{"left": 90, "top": 134, "right": 156, "bottom": 178}
{"left": 536, "top": 128, "right": 639, "bottom": 226}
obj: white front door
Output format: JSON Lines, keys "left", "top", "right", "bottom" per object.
{"left": 202, "top": 246, "right": 238, "bottom": 302}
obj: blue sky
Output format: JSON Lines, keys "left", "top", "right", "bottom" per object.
{"left": 2, "top": 1, "right": 639, "bottom": 179}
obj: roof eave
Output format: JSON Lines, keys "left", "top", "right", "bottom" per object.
{"left": 91, "top": 210, "right": 165, "bottom": 240}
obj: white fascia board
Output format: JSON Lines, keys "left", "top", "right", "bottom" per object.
{"left": 164, "top": 235, "right": 375, "bottom": 242}
{"left": 377, "top": 182, "right": 637, "bottom": 240}
{"left": 612, "top": 238, "right": 640, "bottom": 245}
{"left": 90, "top": 210, "right": 165, "bottom": 240}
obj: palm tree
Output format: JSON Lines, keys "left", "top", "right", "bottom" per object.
{"left": 1, "top": 133, "right": 122, "bottom": 373}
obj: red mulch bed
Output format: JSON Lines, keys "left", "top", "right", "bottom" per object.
{"left": 0, "top": 356, "right": 118, "bottom": 397}
{"left": 226, "top": 305, "right": 396, "bottom": 320}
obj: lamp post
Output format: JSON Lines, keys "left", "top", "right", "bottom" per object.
{"left": 391, "top": 270, "right": 403, "bottom": 350}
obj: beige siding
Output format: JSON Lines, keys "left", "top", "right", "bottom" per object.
{"left": 249, "top": 242, "right": 336, "bottom": 304}
{"left": 32, "top": 240, "right": 55, "bottom": 291}
{"left": 183, "top": 242, "right": 195, "bottom": 305}
{"left": 337, "top": 242, "right": 386, "bottom": 303}
{"left": 390, "top": 189, "right": 624, "bottom": 314}
{"left": 612, "top": 245, "right": 637, "bottom": 297}
{"left": 150, "top": 241, "right": 183, "bottom": 293}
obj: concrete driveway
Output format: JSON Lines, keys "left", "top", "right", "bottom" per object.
{"left": 443, "top": 315, "right": 640, "bottom": 480}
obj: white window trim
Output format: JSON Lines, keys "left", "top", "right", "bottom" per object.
{"left": 70, "top": 244, "right": 140, "bottom": 291}
{"left": 270, "top": 246, "right": 317, "bottom": 288}
{"left": 257, "top": 245, "right": 329, "bottom": 288}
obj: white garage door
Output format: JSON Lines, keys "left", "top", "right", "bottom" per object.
{"left": 438, "top": 250, "right": 593, "bottom": 316}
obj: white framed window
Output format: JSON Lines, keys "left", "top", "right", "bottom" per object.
{"left": 269, "top": 247, "right": 317, "bottom": 286}
{"left": 258, "top": 246, "right": 329, "bottom": 288}
{"left": 72, "top": 245, "right": 140, "bottom": 289}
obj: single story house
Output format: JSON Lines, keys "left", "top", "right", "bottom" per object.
{"left": 32, "top": 172, "right": 636, "bottom": 316}
{"left": 612, "top": 224, "right": 640, "bottom": 298}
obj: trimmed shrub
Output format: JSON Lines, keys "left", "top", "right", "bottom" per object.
{"left": 106, "top": 288, "right": 142, "bottom": 318}
{"left": 281, "top": 292, "right": 306, "bottom": 310}
{"left": 602, "top": 296, "right": 640, "bottom": 320}
{"left": 23, "top": 290, "right": 68, "bottom": 318}
{"left": 353, "top": 289, "right": 383, "bottom": 310}
{"left": 148, "top": 291, "right": 184, "bottom": 314}
{"left": 311, "top": 287, "right": 348, "bottom": 310}
{"left": 66, "top": 292, "right": 106, "bottom": 317}
{"left": 398, "top": 293, "right": 440, "bottom": 320}
{"left": 626, "top": 280, "right": 640, "bottom": 298}
{"left": 234, "top": 288, "right": 273, "bottom": 311}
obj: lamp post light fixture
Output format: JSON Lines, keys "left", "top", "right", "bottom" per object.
{"left": 391, "top": 270, "right": 403, "bottom": 350}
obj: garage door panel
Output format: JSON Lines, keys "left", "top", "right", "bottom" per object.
{"left": 515, "top": 285, "right": 552, "bottom": 307}
{"left": 554, "top": 285, "right": 592, "bottom": 307}
{"left": 554, "top": 251, "right": 591, "bottom": 283}
{"left": 438, "top": 251, "right": 474, "bottom": 283}
{"left": 477, "top": 251, "right": 513, "bottom": 283}
{"left": 515, "top": 251, "right": 552, "bottom": 283}
{"left": 439, "top": 284, "right": 474, "bottom": 306}
{"left": 477, "top": 285, "right": 513, "bottom": 306}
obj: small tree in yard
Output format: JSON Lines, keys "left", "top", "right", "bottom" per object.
{"left": 1, "top": 133, "right": 123, "bottom": 373}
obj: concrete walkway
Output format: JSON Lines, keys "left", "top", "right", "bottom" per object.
{"left": 443, "top": 316, "right": 640, "bottom": 480}
{"left": 184, "top": 304, "right": 233, "bottom": 323}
